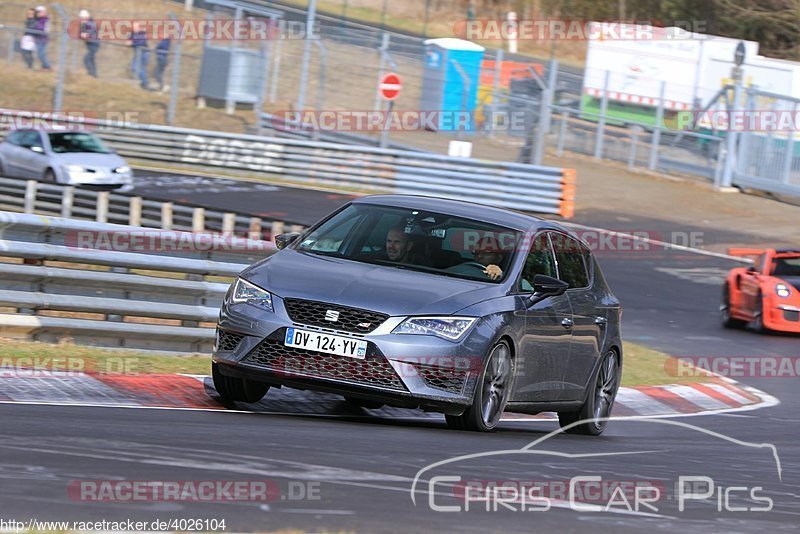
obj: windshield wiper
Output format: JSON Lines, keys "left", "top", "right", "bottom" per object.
{"left": 298, "top": 249, "right": 347, "bottom": 259}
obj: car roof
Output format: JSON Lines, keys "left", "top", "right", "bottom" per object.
{"left": 352, "top": 194, "right": 552, "bottom": 231}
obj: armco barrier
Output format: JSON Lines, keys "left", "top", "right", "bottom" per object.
{"left": 0, "top": 109, "right": 576, "bottom": 217}
{"left": 0, "top": 211, "right": 275, "bottom": 353}
{"left": 0, "top": 176, "right": 307, "bottom": 238}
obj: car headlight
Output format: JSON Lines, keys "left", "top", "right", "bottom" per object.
{"left": 113, "top": 165, "right": 131, "bottom": 174}
{"left": 64, "top": 164, "right": 84, "bottom": 173}
{"left": 231, "top": 278, "right": 273, "bottom": 312}
{"left": 776, "top": 283, "right": 792, "bottom": 298}
{"left": 393, "top": 316, "right": 476, "bottom": 341}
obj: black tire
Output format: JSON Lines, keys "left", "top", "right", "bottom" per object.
{"left": 721, "top": 283, "right": 746, "bottom": 329}
{"left": 446, "top": 340, "right": 514, "bottom": 432}
{"left": 750, "top": 292, "right": 768, "bottom": 334}
{"left": 558, "top": 349, "right": 620, "bottom": 436}
{"left": 211, "top": 362, "right": 269, "bottom": 403}
{"left": 44, "top": 168, "right": 57, "bottom": 183}
{"left": 343, "top": 396, "right": 384, "bottom": 410}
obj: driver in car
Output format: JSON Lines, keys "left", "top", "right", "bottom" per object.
{"left": 448, "top": 235, "right": 505, "bottom": 280}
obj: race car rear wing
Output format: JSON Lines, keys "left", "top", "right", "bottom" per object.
{"left": 727, "top": 248, "right": 764, "bottom": 257}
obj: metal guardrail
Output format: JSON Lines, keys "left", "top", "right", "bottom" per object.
{"left": 0, "top": 109, "right": 576, "bottom": 217}
{"left": 0, "top": 211, "right": 276, "bottom": 353}
{"left": 0, "top": 176, "right": 307, "bottom": 238}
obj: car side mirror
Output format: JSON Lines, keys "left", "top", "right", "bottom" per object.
{"left": 29, "top": 146, "right": 44, "bottom": 153}
{"left": 527, "top": 274, "right": 569, "bottom": 306}
{"left": 274, "top": 232, "right": 301, "bottom": 250}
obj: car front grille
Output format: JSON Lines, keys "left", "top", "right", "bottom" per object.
{"left": 216, "top": 329, "right": 244, "bottom": 352}
{"left": 413, "top": 363, "right": 468, "bottom": 394}
{"left": 242, "top": 337, "right": 406, "bottom": 391}
{"left": 283, "top": 298, "right": 389, "bottom": 334}
{"left": 783, "top": 309, "right": 800, "bottom": 322}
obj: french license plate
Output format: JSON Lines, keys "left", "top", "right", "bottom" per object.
{"left": 284, "top": 328, "right": 368, "bottom": 359}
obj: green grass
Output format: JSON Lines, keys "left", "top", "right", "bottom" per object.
{"left": 621, "top": 341, "right": 707, "bottom": 387}
{"left": 1, "top": 338, "right": 707, "bottom": 387}
{"left": 0, "top": 339, "right": 210, "bottom": 375}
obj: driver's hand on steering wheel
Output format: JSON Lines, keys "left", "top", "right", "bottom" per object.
{"left": 484, "top": 264, "right": 503, "bottom": 280}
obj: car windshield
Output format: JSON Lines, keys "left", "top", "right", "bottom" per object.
{"left": 293, "top": 203, "right": 522, "bottom": 283}
{"left": 773, "top": 255, "right": 800, "bottom": 277}
{"left": 48, "top": 132, "right": 111, "bottom": 154}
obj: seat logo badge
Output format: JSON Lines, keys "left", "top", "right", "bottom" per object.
{"left": 358, "top": 322, "right": 372, "bottom": 329}
{"left": 325, "top": 310, "right": 340, "bottom": 322}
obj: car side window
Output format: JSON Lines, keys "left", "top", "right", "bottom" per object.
{"left": 18, "top": 131, "right": 43, "bottom": 149}
{"left": 520, "top": 233, "right": 557, "bottom": 292}
{"left": 5, "top": 131, "right": 23, "bottom": 146}
{"left": 551, "top": 232, "right": 591, "bottom": 289}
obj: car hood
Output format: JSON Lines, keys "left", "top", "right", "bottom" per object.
{"left": 51, "top": 152, "right": 127, "bottom": 168}
{"left": 241, "top": 250, "right": 504, "bottom": 316}
{"left": 778, "top": 276, "right": 800, "bottom": 292}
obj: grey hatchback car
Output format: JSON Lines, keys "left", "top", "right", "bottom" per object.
{"left": 213, "top": 195, "right": 622, "bottom": 433}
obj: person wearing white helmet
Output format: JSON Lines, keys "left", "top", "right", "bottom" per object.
{"left": 78, "top": 9, "right": 99, "bottom": 77}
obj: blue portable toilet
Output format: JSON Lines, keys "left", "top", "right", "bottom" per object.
{"left": 421, "top": 38, "right": 485, "bottom": 132}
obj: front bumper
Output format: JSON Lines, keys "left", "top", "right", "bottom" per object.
{"left": 765, "top": 303, "right": 800, "bottom": 333}
{"left": 212, "top": 295, "right": 495, "bottom": 413}
{"left": 64, "top": 169, "right": 133, "bottom": 186}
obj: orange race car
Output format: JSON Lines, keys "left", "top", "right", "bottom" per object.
{"left": 721, "top": 248, "right": 800, "bottom": 333}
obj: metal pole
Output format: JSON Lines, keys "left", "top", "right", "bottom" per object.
{"left": 532, "top": 59, "right": 558, "bottom": 165}
{"left": 488, "top": 48, "right": 503, "bottom": 138}
{"left": 720, "top": 67, "right": 743, "bottom": 188}
{"left": 780, "top": 101, "right": 796, "bottom": 184}
{"left": 167, "top": 13, "right": 182, "bottom": 126}
{"left": 7, "top": 31, "right": 15, "bottom": 64}
{"left": 269, "top": 39, "right": 283, "bottom": 104}
{"left": 593, "top": 70, "right": 610, "bottom": 160}
{"left": 556, "top": 110, "right": 569, "bottom": 156}
{"left": 373, "top": 33, "right": 390, "bottom": 112}
{"left": 52, "top": 4, "right": 69, "bottom": 112}
{"left": 312, "top": 40, "right": 327, "bottom": 141}
{"left": 296, "top": 0, "right": 317, "bottom": 112}
{"left": 422, "top": 0, "right": 431, "bottom": 36}
{"left": 648, "top": 81, "right": 666, "bottom": 171}
{"left": 380, "top": 99, "right": 394, "bottom": 148}
{"left": 449, "top": 59, "right": 471, "bottom": 140}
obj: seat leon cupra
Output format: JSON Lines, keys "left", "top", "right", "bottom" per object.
{"left": 212, "top": 195, "right": 622, "bottom": 433}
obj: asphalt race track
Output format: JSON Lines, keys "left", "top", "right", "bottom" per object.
{"left": 2, "top": 172, "right": 798, "bottom": 532}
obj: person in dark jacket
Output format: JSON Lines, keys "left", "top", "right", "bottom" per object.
{"left": 33, "top": 5, "right": 50, "bottom": 70}
{"left": 128, "top": 22, "right": 149, "bottom": 89}
{"left": 153, "top": 38, "right": 170, "bottom": 91}
{"left": 78, "top": 9, "right": 99, "bottom": 77}
{"left": 20, "top": 8, "right": 37, "bottom": 69}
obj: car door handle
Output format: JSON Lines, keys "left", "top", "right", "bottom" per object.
{"left": 561, "top": 318, "right": 574, "bottom": 329}
{"left": 595, "top": 316, "right": 607, "bottom": 327}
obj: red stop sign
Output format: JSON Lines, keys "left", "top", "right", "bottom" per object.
{"left": 379, "top": 73, "right": 402, "bottom": 101}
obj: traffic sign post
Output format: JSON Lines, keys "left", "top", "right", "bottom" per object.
{"left": 379, "top": 73, "right": 402, "bottom": 148}
{"left": 379, "top": 72, "right": 402, "bottom": 101}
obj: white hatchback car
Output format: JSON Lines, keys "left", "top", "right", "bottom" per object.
{"left": 0, "top": 129, "right": 133, "bottom": 187}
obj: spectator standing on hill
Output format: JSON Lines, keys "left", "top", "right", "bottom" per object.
{"left": 78, "top": 9, "right": 99, "bottom": 77}
{"left": 20, "top": 8, "right": 37, "bottom": 69}
{"left": 153, "top": 38, "right": 171, "bottom": 91}
{"left": 33, "top": 5, "right": 50, "bottom": 70}
{"left": 128, "top": 22, "right": 149, "bottom": 89}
